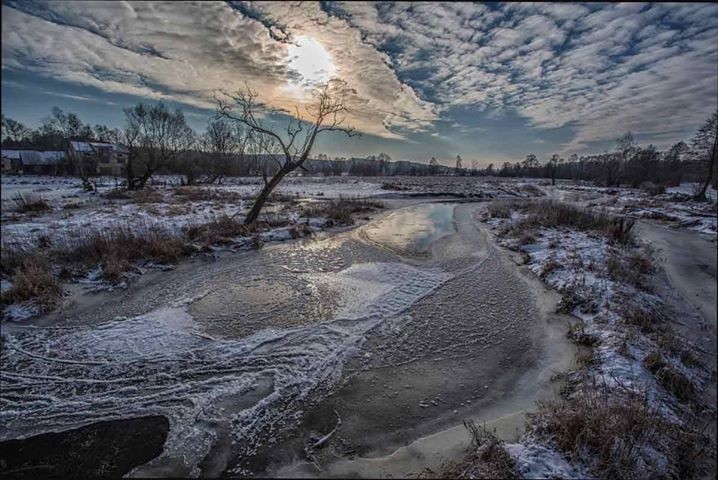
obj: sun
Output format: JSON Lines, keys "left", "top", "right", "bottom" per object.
{"left": 286, "top": 36, "right": 336, "bottom": 86}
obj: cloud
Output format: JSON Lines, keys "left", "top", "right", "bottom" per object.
{"left": 2, "top": 1, "right": 716, "bottom": 155}
{"left": 1, "top": 1, "right": 438, "bottom": 140}
{"left": 326, "top": 2, "right": 718, "bottom": 153}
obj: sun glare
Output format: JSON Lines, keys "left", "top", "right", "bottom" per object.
{"left": 286, "top": 36, "right": 335, "bottom": 86}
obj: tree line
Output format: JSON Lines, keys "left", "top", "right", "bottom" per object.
{"left": 2, "top": 103, "right": 716, "bottom": 201}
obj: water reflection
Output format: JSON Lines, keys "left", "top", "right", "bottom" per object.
{"left": 362, "top": 203, "right": 456, "bottom": 254}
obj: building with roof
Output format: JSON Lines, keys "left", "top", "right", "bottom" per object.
{"left": 1, "top": 149, "right": 22, "bottom": 173}
{"left": 69, "top": 141, "right": 128, "bottom": 177}
{"left": 1, "top": 149, "right": 68, "bottom": 175}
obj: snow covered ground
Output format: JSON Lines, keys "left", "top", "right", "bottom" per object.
{"left": 554, "top": 182, "right": 718, "bottom": 236}
{"left": 482, "top": 200, "right": 712, "bottom": 477}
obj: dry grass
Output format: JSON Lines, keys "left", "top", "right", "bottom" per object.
{"left": 184, "top": 215, "right": 255, "bottom": 243}
{"left": 607, "top": 247, "right": 654, "bottom": 290}
{"left": 441, "top": 421, "right": 519, "bottom": 479}
{"left": 1, "top": 261, "right": 62, "bottom": 312}
{"left": 518, "top": 183, "right": 546, "bottom": 196}
{"left": 502, "top": 199, "right": 635, "bottom": 244}
{"left": 301, "top": 197, "right": 383, "bottom": 226}
{"left": 172, "top": 186, "right": 243, "bottom": 202}
{"left": 2, "top": 223, "right": 194, "bottom": 289}
{"left": 487, "top": 200, "right": 522, "bottom": 219}
{"left": 622, "top": 304, "right": 663, "bottom": 334}
{"left": 12, "top": 193, "right": 51, "bottom": 213}
{"left": 531, "top": 379, "right": 703, "bottom": 479}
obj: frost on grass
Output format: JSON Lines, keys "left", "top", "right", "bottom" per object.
{"left": 557, "top": 182, "right": 717, "bottom": 236}
{"left": 476, "top": 198, "right": 713, "bottom": 479}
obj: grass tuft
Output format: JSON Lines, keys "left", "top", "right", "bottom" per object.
{"left": 12, "top": 193, "right": 51, "bottom": 213}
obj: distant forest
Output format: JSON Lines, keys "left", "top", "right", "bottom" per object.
{"left": 2, "top": 107, "right": 716, "bottom": 198}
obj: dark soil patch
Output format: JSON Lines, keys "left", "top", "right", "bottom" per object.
{"left": 0, "top": 415, "right": 169, "bottom": 478}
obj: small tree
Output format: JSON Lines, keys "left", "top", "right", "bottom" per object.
{"left": 547, "top": 154, "right": 560, "bottom": 185}
{"left": 429, "top": 156, "right": 439, "bottom": 175}
{"left": 123, "top": 102, "right": 193, "bottom": 190}
{"left": 218, "top": 80, "right": 357, "bottom": 224}
{"left": 689, "top": 112, "right": 717, "bottom": 201}
{"left": 201, "top": 119, "right": 248, "bottom": 184}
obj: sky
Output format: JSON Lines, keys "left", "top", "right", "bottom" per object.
{"left": 1, "top": 1, "right": 717, "bottom": 166}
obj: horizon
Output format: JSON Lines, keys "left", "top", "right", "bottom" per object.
{"left": 2, "top": 1, "right": 717, "bottom": 167}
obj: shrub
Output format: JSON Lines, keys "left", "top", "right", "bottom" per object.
{"left": 607, "top": 247, "right": 652, "bottom": 290}
{"left": 639, "top": 182, "right": 666, "bottom": 196}
{"left": 655, "top": 365, "right": 696, "bottom": 403}
{"left": 442, "top": 421, "right": 519, "bottom": 479}
{"left": 1, "top": 261, "right": 62, "bottom": 311}
{"left": 184, "top": 215, "right": 253, "bottom": 243}
{"left": 531, "top": 381, "right": 699, "bottom": 479}
{"left": 509, "top": 200, "right": 635, "bottom": 244}
{"left": 12, "top": 193, "right": 51, "bottom": 213}
{"left": 301, "top": 197, "right": 382, "bottom": 226}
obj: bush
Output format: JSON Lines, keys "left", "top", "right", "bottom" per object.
{"left": 639, "top": 182, "right": 666, "bottom": 196}
{"left": 442, "top": 421, "right": 519, "bottom": 479}
{"left": 532, "top": 381, "right": 700, "bottom": 479}
{"left": 12, "top": 193, "right": 51, "bottom": 213}
{"left": 184, "top": 215, "right": 254, "bottom": 243}
{"left": 501, "top": 200, "right": 635, "bottom": 244}
{"left": 607, "top": 247, "right": 653, "bottom": 290}
{"left": 1, "top": 261, "right": 62, "bottom": 311}
{"left": 301, "top": 197, "right": 382, "bottom": 226}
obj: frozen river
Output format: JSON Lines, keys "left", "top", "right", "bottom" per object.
{"left": 0, "top": 200, "right": 574, "bottom": 477}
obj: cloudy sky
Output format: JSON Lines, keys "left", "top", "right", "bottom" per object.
{"left": 2, "top": 1, "right": 717, "bottom": 165}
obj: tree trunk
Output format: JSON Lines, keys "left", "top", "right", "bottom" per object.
{"left": 694, "top": 133, "right": 717, "bottom": 201}
{"left": 245, "top": 169, "right": 287, "bottom": 224}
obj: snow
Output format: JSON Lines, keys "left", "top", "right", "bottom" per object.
{"left": 506, "top": 442, "right": 590, "bottom": 479}
{"left": 3, "top": 302, "right": 39, "bottom": 322}
{"left": 666, "top": 182, "right": 717, "bottom": 201}
{"left": 484, "top": 202, "right": 711, "bottom": 477}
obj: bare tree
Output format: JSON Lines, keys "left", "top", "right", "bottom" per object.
{"left": 201, "top": 119, "right": 248, "bottom": 184}
{"left": 218, "top": 80, "right": 357, "bottom": 224}
{"left": 689, "top": 112, "right": 717, "bottom": 201}
{"left": 429, "top": 156, "right": 439, "bottom": 175}
{"left": 93, "top": 124, "right": 121, "bottom": 144}
{"left": 547, "top": 154, "right": 560, "bottom": 185}
{"left": 123, "top": 102, "right": 194, "bottom": 190}
{"left": 1, "top": 115, "right": 32, "bottom": 145}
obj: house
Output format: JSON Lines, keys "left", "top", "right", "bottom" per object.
{"left": 0, "top": 150, "right": 68, "bottom": 175}
{"left": 20, "top": 150, "right": 68, "bottom": 175}
{"left": 1, "top": 149, "right": 22, "bottom": 173}
{"left": 69, "top": 141, "right": 128, "bottom": 177}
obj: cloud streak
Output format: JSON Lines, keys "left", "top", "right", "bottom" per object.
{"left": 1, "top": 1, "right": 716, "bottom": 156}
